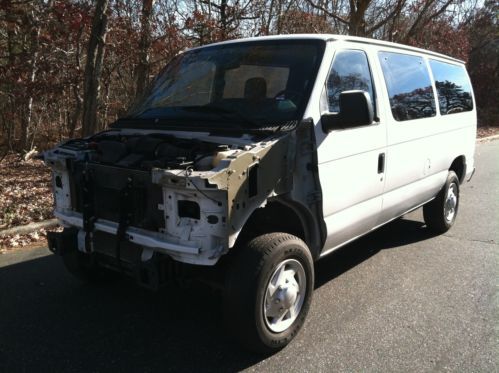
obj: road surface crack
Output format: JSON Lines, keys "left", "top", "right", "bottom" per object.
{"left": 444, "top": 235, "right": 498, "bottom": 246}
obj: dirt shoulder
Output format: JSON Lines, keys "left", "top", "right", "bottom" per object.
{"left": 477, "top": 126, "right": 499, "bottom": 139}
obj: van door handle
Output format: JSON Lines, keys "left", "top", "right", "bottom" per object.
{"left": 378, "top": 153, "right": 385, "bottom": 174}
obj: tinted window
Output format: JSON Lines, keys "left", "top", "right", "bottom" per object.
{"left": 429, "top": 60, "right": 473, "bottom": 115}
{"left": 327, "top": 50, "right": 374, "bottom": 112}
{"left": 379, "top": 52, "right": 436, "bottom": 121}
{"left": 125, "top": 40, "right": 325, "bottom": 131}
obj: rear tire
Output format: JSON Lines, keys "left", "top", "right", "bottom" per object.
{"left": 423, "top": 170, "right": 460, "bottom": 233}
{"left": 224, "top": 233, "right": 314, "bottom": 354}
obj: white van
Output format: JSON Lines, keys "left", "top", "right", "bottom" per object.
{"left": 45, "top": 34, "right": 476, "bottom": 353}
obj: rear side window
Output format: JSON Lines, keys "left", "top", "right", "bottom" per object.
{"left": 378, "top": 52, "right": 436, "bottom": 121}
{"left": 326, "top": 50, "right": 375, "bottom": 113}
{"left": 429, "top": 60, "right": 473, "bottom": 115}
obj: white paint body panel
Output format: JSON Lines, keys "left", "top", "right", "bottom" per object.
{"left": 312, "top": 42, "right": 387, "bottom": 251}
{"left": 46, "top": 35, "right": 477, "bottom": 265}
{"left": 300, "top": 39, "right": 477, "bottom": 257}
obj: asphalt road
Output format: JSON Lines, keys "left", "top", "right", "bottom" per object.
{"left": 1, "top": 140, "right": 498, "bottom": 372}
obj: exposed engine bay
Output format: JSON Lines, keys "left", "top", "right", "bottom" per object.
{"left": 45, "top": 129, "right": 293, "bottom": 267}
{"left": 60, "top": 132, "right": 242, "bottom": 172}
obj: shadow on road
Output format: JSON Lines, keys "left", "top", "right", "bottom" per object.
{"left": 0, "top": 218, "right": 437, "bottom": 372}
{"left": 315, "top": 218, "right": 437, "bottom": 289}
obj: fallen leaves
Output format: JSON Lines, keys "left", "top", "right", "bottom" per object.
{"left": 0, "top": 226, "right": 63, "bottom": 250}
{"left": 0, "top": 154, "right": 54, "bottom": 249}
{"left": 477, "top": 126, "right": 499, "bottom": 139}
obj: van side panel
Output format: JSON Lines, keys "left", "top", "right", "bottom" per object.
{"left": 374, "top": 48, "right": 476, "bottom": 226}
{"left": 310, "top": 41, "right": 476, "bottom": 256}
{"left": 378, "top": 116, "right": 475, "bottom": 222}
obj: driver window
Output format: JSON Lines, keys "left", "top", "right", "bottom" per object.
{"left": 327, "top": 50, "right": 375, "bottom": 113}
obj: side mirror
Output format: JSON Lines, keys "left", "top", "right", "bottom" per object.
{"left": 321, "top": 90, "right": 374, "bottom": 133}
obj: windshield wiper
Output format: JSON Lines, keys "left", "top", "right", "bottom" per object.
{"left": 113, "top": 105, "right": 274, "bottom": 133}
{"left": 181, "top": 105, "right": 257, "bottom": 128}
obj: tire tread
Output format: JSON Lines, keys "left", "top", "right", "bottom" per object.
{"left": 423, "top": 170, "right": 459, "bottom": 234}
{"left": 223, "top": 233, "right": 313, "bottom": 354}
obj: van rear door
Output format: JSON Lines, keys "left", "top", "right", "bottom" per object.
{"left": 376, "top": 51, "right": 449, "bottom": 224}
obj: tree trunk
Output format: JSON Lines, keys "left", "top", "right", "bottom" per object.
{"left": 69, "top": 84, "right": 83, "bottom": 138}
{"left": 20, "top": 12, "right": 41, "bottom": 152}
{"left": 219, "top": 0, "right": 228, "bottom": 39}
{"left": 69, "top": 26, "right": 84, "bottom": 138}
{"left": 135, "top": 0, "right": 155, "bottom": 100}
{"left": 348, "top": 0, "right": 370, "bottom": 36}
{"left": 82, "top": 0, "right": 110, "bottom": 137}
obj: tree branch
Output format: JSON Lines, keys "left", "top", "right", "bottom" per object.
{"left": 305, "top": 0, "right": 349, "bottom": 25}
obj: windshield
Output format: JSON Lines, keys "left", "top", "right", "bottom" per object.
{"left": 122, "top": 39, "right": 325, "bottom": 131}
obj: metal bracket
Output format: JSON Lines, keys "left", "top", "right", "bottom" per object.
{"left": 82, "top": 167, "right": 95, "bottom": 253}
{"left": 115, "top": 177, "right": 134, "bottom": 268}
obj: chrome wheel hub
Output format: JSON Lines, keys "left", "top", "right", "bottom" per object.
{"left": 444, "top": 183, "right": 458, "bottom": 223}
{"left": 263, "top": 259, "right": 306, "bottom": 333}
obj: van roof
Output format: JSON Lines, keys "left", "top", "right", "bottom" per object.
{"left": 187, "top": 34, "right": 464, "bottom": 64}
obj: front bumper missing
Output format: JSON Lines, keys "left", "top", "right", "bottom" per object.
{"left": 47, "top": 227, "right": 78, "bottom": 255}
{"left": 53, "top": 210, "right": 209, "bottom": 264}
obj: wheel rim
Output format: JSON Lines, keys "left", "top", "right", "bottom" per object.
{"left": 263, "top": 258, "right": 306, "bottom": 333}
{"left": 444, "top": 182, "right": 458, "bottom": 223}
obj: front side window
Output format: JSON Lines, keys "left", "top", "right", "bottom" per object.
{"left": 379, "top": 52, "right": 436, "bottom": 121}
{"left": 326, "top": 50, "right": 375, "bottom": 113}
{"left": 123, "top": 40, "right": 325, "bottom": 131}
{"left": 429, "top": 60, "right": 473, "bottom": 115}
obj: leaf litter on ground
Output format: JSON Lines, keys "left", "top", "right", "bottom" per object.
{"left": 0, "top": 154, "right": 55, "bottom": 249}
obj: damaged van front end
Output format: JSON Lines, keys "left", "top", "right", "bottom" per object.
{"left": 44, "top": 36, "right": 330, "bottom": 351}
{"left": 45, "top": 129, "right": 294, "bottom": 268}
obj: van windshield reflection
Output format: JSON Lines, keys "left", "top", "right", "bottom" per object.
{"left": 124, "top": 40, "right": 325, "bottom": 130}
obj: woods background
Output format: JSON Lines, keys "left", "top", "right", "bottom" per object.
{"left": 1, "top": 0, "right": 498, "bottom": 153}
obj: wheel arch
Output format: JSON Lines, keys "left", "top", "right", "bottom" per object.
{"left": 231, "top": 198, "right": 323, "bottom": 260}
{"left": 449, "top": 155, "right": 466, "bottom": 184}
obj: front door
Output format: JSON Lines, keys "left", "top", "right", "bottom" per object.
{"left": 315, "top": 47, "right": 387, "bottom": 255}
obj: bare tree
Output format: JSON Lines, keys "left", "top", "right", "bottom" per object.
{"left": 306, "top": 0, "right": 407, "bottom": 36}
{"left": 19, "top": 8, "right": 41, "bottom": 151}
{"left": 68, "top": 26, "right": 85, "bottom": 138}
{"left": 82, "top": 0, "right": 110, "bottom": 137}
{"left": 402, "top": 0, "right": 455, "bottom": 42}
{"left": 135, "top": 0, "right": 155, "bottom": 99}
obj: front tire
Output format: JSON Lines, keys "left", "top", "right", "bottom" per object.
{"left": 224, "top": 233, "right": 314, "bottom": 354}
{"left": 423, "top": 170, "right": 460, "bottom": 233}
